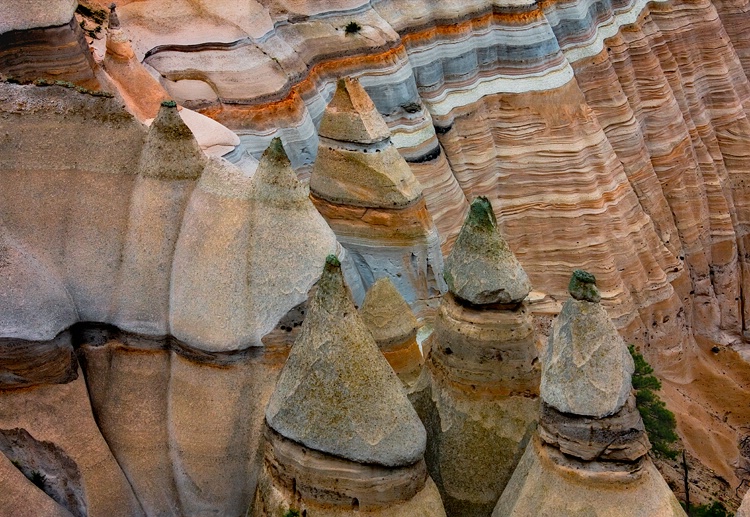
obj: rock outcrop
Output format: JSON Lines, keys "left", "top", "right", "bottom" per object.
{"left": 360, "top": 277, "right": 423, "bottom": 390}
{"left": 493, "top": 271, "right": 685, "bottom": 517}
{"left": 0, "top": 84, "right": 359, "bottom": 515}
{"left": 417, "top": 197, "right": 540, "bottom": 517}
{"left": 255, "top": 256, "right": 446, "bottom": 516}
{"left": 0, "top": 0, "right": 99, "bottom": 88}
{"left": 310, "top": 77, "right": 445, "bottom": 315}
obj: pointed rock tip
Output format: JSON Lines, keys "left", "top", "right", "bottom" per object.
{"left": 318, "top": 76, "right": 391, "bottom": 143}
{"left": 265, "top": 256, "right": 426, "bottom": 467}
{"left": 360, "top": 278, "right": 418, "bottom": 346}
{"left": 568, "top": 269, "right": 601, "bottom": 303}
{"left": 262, "top": 137, "right": 291, "bottom": 166}
{"left": 444, "top": 196, "right": 531, "bottom": 305}
{"left": 139, "top": 100, "right": 205, "bottom": 179}
{"left": 251, "top": 137, "right": 308, "bottom": 203}
{"left": 150, "top": 100, "right": 193, "bottom": 139}
{"left": 467, "top": 196, "right": 497, "bottom": 230}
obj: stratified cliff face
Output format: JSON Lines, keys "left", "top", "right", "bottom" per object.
{"left": 2, "top": 0, "right": 750, "bottom": 513}
{"left": 103, "top": 0, "right": 750, "bottom": 378}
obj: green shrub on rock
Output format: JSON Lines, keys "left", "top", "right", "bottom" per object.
{"left": 628, "top": 345, "right": 679, "bottom": 459}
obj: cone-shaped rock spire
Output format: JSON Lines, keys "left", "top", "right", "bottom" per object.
{"left": 318, "top": 77, "right": 391, "bottom": 143}
{"left": 360, "top": 277, "right": 423, "bottom": 388}
{"left": 444, "top": 196, "right": 531, "bottom": 305}
{"left": 360, "top": 277, "right": 419, "bottom": 347}
{"left": 494, "top": 270, "right": 684, "bottom": 517}
{"left": 248, "top": 137, "right": 308, "bottom": 206}
{"left": 265, "top": 256, "right": 426, "bottom": 467}
{"left": 138, "top": 100, "right": 205, "bottom": 180}
{"left": 311, "top": 77, "right": 422, "bottom": 208}
{"left": 541, "top": 270, "right": 634, "bottom": 417}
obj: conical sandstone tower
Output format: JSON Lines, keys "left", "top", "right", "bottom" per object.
{"left": 415, "top": 196, "right": 540, "bottom": 517}
{"left": 310, "top": 77, "right": 446, "bottom": 316}
{"left": 112, "top": 100, "right": 206, "bottom": 336}
{"left": 360, "top": 277, "right": 424, "bottom": 392}
{"left": 493, "top": 271, "right": 686, "bottom": 517}
{"left": 254, "top": 256, "right": 446, "bottom": 516}
{"left": 170, "top": 137, "right": 359, "bottom": 350}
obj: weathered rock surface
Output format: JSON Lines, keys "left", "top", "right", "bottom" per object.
{"left": 0, "top": 0, "right": 76, "bottom": 34}
{"left": 252, "top": 426, "right": 447, "bottom": 516}
{"left": 418, "top": 197, "right": 540, "bottom": 516}
{"left": 738, "top": 490, "right": 750, "bottom": 517}
{"left": 310, "top": 77, "right": 445, "bottom": 315}
{"left": 493, "top": 436, "right": 686, "bottom": 517}
{"left": 0, "top": 450, "right": 75, "bottom": 517}
{"left": 541, "top": 274, "right": 635, "bottom": 418}
{"left": 444, "top": 196, "right": 532, "bottom": 306}
{"left": 360, "top": 277, "right": 423, "bottom": 387}
{"left": 78, "top": 325, "right": 289, "bottom": 517}
{"left": 0, "top": 372, "right": 145, "bottom": 516}
{"left": 495, "top": 270, "right": 684, "bottom": 517}
{"left": 266, "top": 256, "right": 426, "bottom": 467}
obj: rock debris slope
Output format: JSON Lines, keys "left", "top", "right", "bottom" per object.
{"left": 256, "top": 255, "right": 446, "bottom": 516}
{"left": 416, "top": 197, "right": 540, "bottom": 517}
{"left": 493, "top": 271, "right": 686, "bottom": 517}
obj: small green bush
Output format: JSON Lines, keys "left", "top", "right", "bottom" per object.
{"left": 283, "top": 510, "right": 301, "bottom": 517}
{"left": 29, "top": 470, "right": 46, "bottom": 491}
{"left": 682, "top": 501, "right": 730, "bottom": 517}
{"left": 344, "top": 21, "right": 361, "bottom": 34}
{"left": 629, "top": 345, "right": 679, "bottom": 459}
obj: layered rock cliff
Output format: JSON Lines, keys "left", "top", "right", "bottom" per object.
{"left": 2, "top": 0, "right": 750, "bottom": 513}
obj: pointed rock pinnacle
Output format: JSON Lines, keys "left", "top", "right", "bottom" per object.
{"left": 265, "top": 255, "right": 426, "bottom": 467}
{"left": 541, "top": 271, "right": 634, "bottom": 418}
{"left": 138, "top": 100, "right": 205, "bottom": 180}
{"left": 360, "top": 277, "right": 418, "bottom": 348}
{"left": 249, "top": 137, "right": 309, "bottom": 206}
{"left": 443, "top": 196, "right": 531, "bottom": 305}
{"left": 318, "top": 77, "right": 391, "bottom": 144}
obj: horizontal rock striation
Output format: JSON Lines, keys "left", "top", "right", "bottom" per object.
{"left": 106, "top": 0, "right": 750, "bottom": 380}
{"left": 0, "top": 16, "right": 99, "bottom": 89}
{"left": 310, "top": 77, "right": 445, "bottom": 315}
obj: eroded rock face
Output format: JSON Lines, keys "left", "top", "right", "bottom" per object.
{"left": 738, "top": 490, "right": 750, "bottom": 517}
{"left": 494, "top": 271, "right": 685, "bottom": 517}
{"left": 360, "top": 277, "right": 423, "bottom": 388}
{"left": 266, "top": 256, "right": 425, "bottom": 467}
{"left": 541, "top": 273, "right": 635, "bottom": 418}
{"left": 418, "top": 197, "right": 540, "bottom": 516}
{"left": 310, "top": 77, "right": 445, "bottom": 316}
{"left": 257, "top": 257, "right": 444, "bottom": 516}
{"left": 0, "top": 428, "right": 86, "bottom": 517}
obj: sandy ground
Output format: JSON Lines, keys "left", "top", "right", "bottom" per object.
{"left": 656, "top": 338, "right": 750, "bottom": 512}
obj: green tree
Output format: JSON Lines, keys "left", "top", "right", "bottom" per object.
{"left": 628, "top": 345, "right": 679, "bottom": 459}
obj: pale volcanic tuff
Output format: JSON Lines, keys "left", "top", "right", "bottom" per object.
{"left": 417, "top": 197, "right": 540, "bottom": 517}
{"left": 90, "top": 0, "right": 750, "bottom": 376}
{"left": 494, "top": 272, "right": 686, "bottom": 517}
